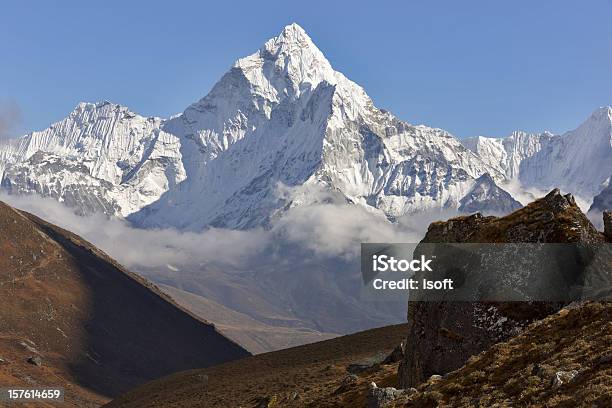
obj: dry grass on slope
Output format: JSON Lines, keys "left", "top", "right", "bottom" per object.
{"left": 392, "top": 301, "right": 611, "bottom": 408}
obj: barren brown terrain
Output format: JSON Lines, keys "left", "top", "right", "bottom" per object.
{"left": 0, "top": 201, "right": 249, "bottom": 407}
{"left": 391, "top": 301, "right": 612, "bottom": 407}
{"left": 105, "top": 302, "right": 611, "bottom": 408}
{"left": 105, "top": 323, "right": 408, "bottom": 408}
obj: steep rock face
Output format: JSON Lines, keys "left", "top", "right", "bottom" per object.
{"left": 0, "top": 200, "right": 248, "bottom": 403}
{"left": 399, "top": 189, "right": 606, "bottom": 388}
{"left": 458, "top": 173, "right": 522, "bottom": 215}
{"left": 519, "top": 107, "right": 612, "bottom": 199}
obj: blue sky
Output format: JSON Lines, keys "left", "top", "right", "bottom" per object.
{"left": 1, "top": 0, "right": 611, "bottom": 138}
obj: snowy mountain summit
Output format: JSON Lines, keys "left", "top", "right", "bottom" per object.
{"left": 129, "top": 23, "right": 501, "bottom": 229}
{"left": 1, "top": 24, "right": 611, "bottom": 229}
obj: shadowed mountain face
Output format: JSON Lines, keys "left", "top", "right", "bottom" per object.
{"left": 0, "top": 201, "right": 249, "bottom": 405}
{"left": 458, "top": 173, "right": 522, "bottom": 215}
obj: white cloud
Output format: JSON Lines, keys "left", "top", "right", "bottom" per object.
{"left": 273, "top": 203, "right": 418, "bottom": 258}
{"left": 0, "top": 191, "right": 454, "bottom": 336}
{"left": 0, "top": 188, "right": 436, "bottom": 269}
{"left": 501, "top": 178, "right": 591, "bottom": 211}
{"left": 0, "top": 193, "right": 269, "bottom": 269}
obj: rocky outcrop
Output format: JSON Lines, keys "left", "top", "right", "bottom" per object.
{"left": 426, "top": 189, "right": 602, "bottom": 244}
{"left": 26, "top": 356, "right": 42, "bottom": 366}
{"left": 399, "top": 189, "right": 607, "bottom": 388}
{"left": 604, "top": 210, "right": 612, "bottom": 241}
{"left": 367, "top": 382, "right": 404, "bottom": 408}
{"left": 395, "top": 302, "right": 612, "bottom": 407}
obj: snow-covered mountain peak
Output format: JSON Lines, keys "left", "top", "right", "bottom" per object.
{"left": 31, "top": 100, "right": 163, "bottom": 153}
{"left": 67, "top": 100, "right": 156, "bottom": 126}
{"left": 589, "top": 106, "right": 612, "bottom": 122}
{"left": 517, "top": 106, "right": 612, "bottom": 199}
{"left": 586, "top": 107, "right": 612, "bottom": 145}
{"left": 458, "top": 172, "right": 522, "bottom": 215}
{"left": 267, "top": 22, "right": 316, "bottom": 52}
{"left": 170, "top": 23, "right": 370, "bottom": 167}
{"left": 2, "top": 23, "right": 513, "bottom": 229}
{"left": 74, "top": 100, "right": 119, "bottom": 110}
{"left": 74, "top": 99, "right": 134, "bottom": 111}
{"left": 569, "top": 106, "right": 612, "bottom": 146}
{"left": 279, "top": 22, "right": 308, "bottom": 36}
{"left": 511, "top": 130, "right": 554, "bottom": 138}
{"left": 3, "top": 23, "right": 609, "bottom": 231}
{"left": 232, "top": 23, "right": 336, "bottom": 102}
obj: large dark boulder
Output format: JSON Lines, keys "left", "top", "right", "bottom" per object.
{"left": 399, "top": 189, "right": 608, "bottom": 388}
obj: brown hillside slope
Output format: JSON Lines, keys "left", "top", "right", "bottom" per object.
{"left": 105, "top": 323, "right": 408, "bottom": 408}
{"left": 0, "top": 201, "right": 249, "bottom": 407}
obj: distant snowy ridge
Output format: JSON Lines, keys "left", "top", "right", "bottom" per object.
{"left": 0, "top": 101, "right": 184, "bottom": 216}
{"left": 0, "top": 23, "right": 610, "bottom": 229}
{"left": 462, "top": 131, "right": 555, "bottom": 180}
{"left": 463, "top": 107, "right": 612, "bottom": 209}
